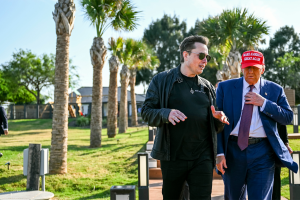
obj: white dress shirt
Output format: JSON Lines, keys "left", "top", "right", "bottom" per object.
{"left": 217, "top": 77, "right": 267, "bottom": 157}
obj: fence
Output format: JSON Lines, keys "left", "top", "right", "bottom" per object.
{"left": 7, "top": 103, "right": 80, "bottom": 120}
{"left": 7, "top": 102, "right": 144, "bottom": 120}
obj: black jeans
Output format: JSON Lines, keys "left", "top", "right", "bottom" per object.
{"left": 272, "top": 166, "right": 281, "bottom": 200}
{"left": 160, "top": 150, "right": 213, "bottom": 200}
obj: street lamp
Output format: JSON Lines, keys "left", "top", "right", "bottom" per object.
{"left": 138, "top": 152, "right": 149, "bottom": 200}
{"left": 110, "top": 185, "right": 136, "bottom": 200}
{"left": 293, "top": 107, "right": 298, "bottom": 133}
{"left": 289, "top": 151, "right": 300, "bottom": 199}
{"left": 148, "top": 126, "right": 154, "bottom": 141}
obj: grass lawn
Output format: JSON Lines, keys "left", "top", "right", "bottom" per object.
{"left": 0, "top": 119, "right": 299, "bottom": 199}
{"left": 0, "top": 119, "right": 148, "bottom": 199}
{"left": 286, "top": 124, "right": 300, "bottom": 133}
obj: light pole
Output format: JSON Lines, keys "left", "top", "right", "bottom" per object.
{"left": 148, "top": 126, "right": 154, "bottom": 141}
{"left": 293, "top": 107, "right": 298, "bottom": 133}
{"left": 110, "top": 185, "right": 136, "bottom": 200}
{"left": 138, "top": 152, "right": 149, "bottom": 200}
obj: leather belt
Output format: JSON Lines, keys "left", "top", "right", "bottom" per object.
{"left": 229, "top": 135, "right": 266, "bottom": 145}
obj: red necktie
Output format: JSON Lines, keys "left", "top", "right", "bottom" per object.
{"left": 238, "top": 85, "right": 254, "bottom": 151}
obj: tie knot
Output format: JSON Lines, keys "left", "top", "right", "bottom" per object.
{"left": 249, "top": 85, "right": 254, "bottom": 92}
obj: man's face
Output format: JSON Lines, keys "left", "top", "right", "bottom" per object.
{"left": 183, "top": 42, "right": 208, "bottom": 75}
{"left": 242, "top": 66, "right": 265, "bottom": 85}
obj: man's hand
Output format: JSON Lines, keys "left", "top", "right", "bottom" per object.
{"left": 216, "top": 155, "right": 227, "bottom": 175}
{"left": 285, "top": 143, "right": 293, "bottom": 154}
{"left": 4, "top": 130, "right": 8, "bottom": 135}
{"left": 168, "top": 109, "right": 187, "bottom": 125}
{"left": 244, "top": 92, "right": 265, "bottom": 106}
{"left": 211, "top": 106, "right": 229, "bottom": 125}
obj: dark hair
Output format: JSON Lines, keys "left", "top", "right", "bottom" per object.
{"left": 179, "top": 35, "right": 209, "bottom": 63}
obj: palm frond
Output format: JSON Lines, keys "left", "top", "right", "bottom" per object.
{"left": 108, "top": 37, "right": 124, "bottom": 56}
{"left": 80, "top": 0, "right": 140, "bottom": 37}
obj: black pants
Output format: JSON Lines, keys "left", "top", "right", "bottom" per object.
{"left": 160, "top": 151, "right": 213, "bottom": 200}
{"left": 272, "top": 166, "right": 281, "bottom": 200}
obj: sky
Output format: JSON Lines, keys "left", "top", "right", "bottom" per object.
{"left": 1, "top": 0, "right": 300, "bottom": 101}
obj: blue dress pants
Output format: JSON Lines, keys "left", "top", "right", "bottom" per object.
{"left": 222, "top": 138, "right": 275, "bottom": 200}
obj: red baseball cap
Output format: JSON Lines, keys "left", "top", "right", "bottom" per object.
{"left": 241, "top": 50, "right": 265, "bottom": 69}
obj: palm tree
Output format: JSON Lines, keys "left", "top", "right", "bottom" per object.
{"left": 197, "top": 8, "right": 269, "bottom": 79}
{"left": 129, "top": 41, "right": 159, "bottom": 126}
{"left": 118, "top": 38, "right": 134, "bottom": 133}
{"left": 50, "top": 0, "right": 76, "bottom": 174}
{"left": 107, "top": 37, "right": 123, "bottom": 138}
{"left": 80, "top": 0, "right": 140, "bottom": 147}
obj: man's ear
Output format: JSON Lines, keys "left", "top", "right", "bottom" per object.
{"left": 261, "top": 66, "right": 265, "bottom": 74}
{"left": 183, "top": 51, "right": 189, "bottom": 62}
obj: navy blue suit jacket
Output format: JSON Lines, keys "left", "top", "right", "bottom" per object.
{"left": 216, "top": 77, "right": 298, "bottom": 173}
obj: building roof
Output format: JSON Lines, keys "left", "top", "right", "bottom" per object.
{"left": 69, "top": 87, "right": 145, "bottom": 104}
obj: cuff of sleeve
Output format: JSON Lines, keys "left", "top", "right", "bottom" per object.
{"left": 3, "top": 129, "right": 8, "bottom": 130}
{"left": 260, "top": 98, "right": 267, "bottom": 111}
{"left": 162, "top": 108, "right": 171, "bottom": 123}
{"left": 217, "top": 153, "right": 224, "bottom": 157}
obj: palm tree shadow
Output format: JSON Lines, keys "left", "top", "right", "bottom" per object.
{"left": 0, "top": 172, "right": 25, "bottom": 185}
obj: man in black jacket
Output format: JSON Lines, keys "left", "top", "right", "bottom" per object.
{"left": 141, "top": 35, "right": 228, "bottom": 199}
{"left": 0, "top": 106, "right": 8, "bottom": 136}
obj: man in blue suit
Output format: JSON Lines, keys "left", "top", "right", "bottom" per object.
{"left": 216, "top": 50, "right": 298, "bottom": 200}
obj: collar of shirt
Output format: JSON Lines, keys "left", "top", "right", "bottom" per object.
{"left": 243, "top": 77, "right": 260, "bottom": 93}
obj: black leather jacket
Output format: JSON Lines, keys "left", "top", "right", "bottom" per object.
{"left": 141, "top": 65, "right": 224, "bottom": 163}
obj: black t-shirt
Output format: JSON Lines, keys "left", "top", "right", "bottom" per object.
{"left": 168, "top": 73, "right": 212, "bottom": 160}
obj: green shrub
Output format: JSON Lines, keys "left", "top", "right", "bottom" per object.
{"left": 76, "top": 116, "right": 90, "bottom": 127}
{"left": 102, "top": 117, "right": 107, "bottom": 126}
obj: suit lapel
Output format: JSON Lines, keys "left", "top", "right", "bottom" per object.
{"left": 232, "top": 78, "right": 244, "bottom": 128}
{"left": 259, "top": 78, "right": 268, "bottom": 120}
{"left": 259, "top": 78, "right": 268, "bottom": 98}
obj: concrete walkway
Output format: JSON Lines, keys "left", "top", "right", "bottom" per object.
{"left": 0, "top": 191, "right": 54, "bottom": 200}
{"left": 149, "top": 179, "right": 288, "bottom": 200}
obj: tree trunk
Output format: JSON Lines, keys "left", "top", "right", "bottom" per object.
{"left": 119, "top": 65, "right": 130, "bottom": 133}
{"left": 227, "top": 51, "right": 242, "bottom": 79}
{"left": 107, "top": 56, "right": 119, "bottom": 138}
{"left": 130, "top": 69, "right": 138, "bottom": 126}
{"left": 50, "top": 33, "right": 70, "bottom": 174}
{"left": 90, "top": 37, "right": 107, "bottom": 147}
{"left": 50, "top": 0, "right": 75, "bottom": 174}
{"left": 37, "top": 90, "right": 40, "bottom": 105}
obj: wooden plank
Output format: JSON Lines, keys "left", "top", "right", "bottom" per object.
{"left": 288, "top": 133, "right": 300, "bottom": 139}
{"left": 26, "top": 144, "right": 41, "bottom": 191}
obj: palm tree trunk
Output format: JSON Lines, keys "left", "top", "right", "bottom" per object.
{"left": 107, "top": 56, "right": 119, "bottom": 138}
{"left": 90, "top": 37, "right": 107, "bottom": 147}
{"left": 50, "top": 33, "right": 70, "bottom": 174}
{"left": 130, "top": 69, "right": 138, "bottom": 126}
{"left": 227, "top": 51, "right": 241, "bottom": 79}
{"left": 119, "top": 64, "right": 130, "bottom": 133}
{"left": 50, "top": 0, "right": 75, "bottom": 174}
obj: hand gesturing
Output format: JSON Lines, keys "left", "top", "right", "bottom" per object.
{"left": 211, "top": 105, "right": 229, "bottom": 125}
{"left": 168, "top": 109, "right": 187, "bottom": 125}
